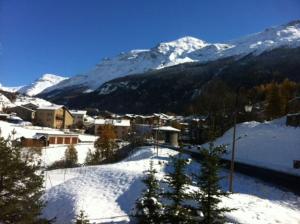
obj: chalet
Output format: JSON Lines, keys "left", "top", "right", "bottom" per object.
{"left": 70, "top": 110, "right": 87, "bottom": 125}
{"left": 35, "top": 105, "right": 74, "bottom": 129}
{"left": 94, "top": 119, "right": 131, "bottom": 139}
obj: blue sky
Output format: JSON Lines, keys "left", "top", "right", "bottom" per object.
{"left": 1, "top": 0, "right": 300, "bottom": 86}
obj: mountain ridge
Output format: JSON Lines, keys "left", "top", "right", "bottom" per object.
{"left": 39, "top": 20, "right": 300, "bottom": 97}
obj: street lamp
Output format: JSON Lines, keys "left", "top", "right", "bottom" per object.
{"left": 229, "top": 101, "right": 252, "bottom": 193}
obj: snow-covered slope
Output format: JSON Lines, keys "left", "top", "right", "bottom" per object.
{"left": 18, "top": 74, "right": 68, "bottom": 96}
{"left": 13, "top": 95, "right": 54, "bottom": 107}
{"left": 0, "top": 93, "right": 14, "bottom": 109}
{"left": 195, "top": 117, "right": 300, "bottom": 176}
{"left": 42, "top": 146, "right": 300, "bottom": 223}
{"left": 42, "top": 20, "right": 300, "bottom": 94}
{"left": 0, "top": 83, "right": 23, "bottom": 93}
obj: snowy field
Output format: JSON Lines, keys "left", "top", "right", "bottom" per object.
{"left": 0, "top": 120, "right": 97, "bottom": 166}
{"left": 42, "top": 146, "right": 300, "bottom": 224}
{"left": 188, "top": 117, "right": 300, "bottom": 176}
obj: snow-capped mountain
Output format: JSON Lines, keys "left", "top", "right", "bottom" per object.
{"left": 18, "top": 74, "right": 68, "bottom": 96}
{"left": 0, "top": 83, "right": 23, "bottom": 93}
{"left": 41, "top": 20, "right": 300, "bottom": 95}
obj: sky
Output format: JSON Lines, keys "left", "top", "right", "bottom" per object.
{"left": 0, "top": 0, "right": 300, "bottom": 86}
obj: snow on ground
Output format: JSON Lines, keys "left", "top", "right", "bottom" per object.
{"left": 0, "top": 121, "right": 96, "bottom": 166}
{"left": 42, "top": 146, "right": 300, "bottom": 224}
{"left": 41, "top": 143, "right": 95, "bottom": 166}
{"left": 190, "top": 117, "right": 300, "bottom": 176}
{"left": 13, "top": 94, "right": 54, "bottom": 107}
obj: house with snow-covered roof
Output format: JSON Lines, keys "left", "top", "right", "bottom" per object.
{"left": 70, "top": 110, "right": 87, "bottom": 125}
{"left": 35, "top": 105, "right": 74, "bottom": 129}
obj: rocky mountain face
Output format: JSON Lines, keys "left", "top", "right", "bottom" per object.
{"left": 39, "top": 20, "right": 300, "bottom": 99}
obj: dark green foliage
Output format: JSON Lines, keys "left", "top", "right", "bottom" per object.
{"left": 65, "top": 144, "right": 78, "bottom": 167}
{"left": 0, "top": 136, "right": 49, "bottom": 224}
{"left": 75, "top": 210, "right": 90, "bottom": 224}
{"left": 134, "top": 161, "right": 163, "bottom": 224}
{"left": 194, "top": 143, "right": 233, "bottom": 224}
{"left": 163, "top": 153, "right": 194, "bottom": 224}
{"left": 47, "top": 159, "right": 69, "bottom": 170}
{"left": 85, "top": 148, "right": 102, "bottom": 165}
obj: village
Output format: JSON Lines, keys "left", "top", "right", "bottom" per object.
{"left": 1, "top": 5, "right": 300, "bottom": 222}
{"left": 0, "top": 91, "right": 300, "bottom": 171}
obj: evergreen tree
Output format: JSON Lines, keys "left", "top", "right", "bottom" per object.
{"left": 0, "top": 135, "right": 49, "bottom": 224}
{"left": 163, "top": 153, "right": 194, "bottom": 224}
{"left": 65, "top": 144, "right": 78, "bottom": 167}
{"left": 85, "top": 147, "right": 102, "bottom": 165}
{"left": 75, "top": 210, "right": 90, "bottom": 224}
{"left": 134, "top": 160, "right": 163, "bottom": 224}
{"left": 194, "top": 143, "right": 232, "bottom": 224}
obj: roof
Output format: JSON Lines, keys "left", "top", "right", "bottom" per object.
{"left": 14, "top": 105, "right": 36, "bottom": 112}
{"left": 34, "top": 132, "right": 79, "bottom": 138}
{"left": 78, "top": 134, "right": 98, "bottom": 142}
{"left": 37, "top": 105, "right": 64, "bottom": 110}
{"left": 70, "top": 110, "right": 87, "bottom": 115}
{"left": 153, "top": 126, "right": 180, "bottom": 132}
{"left": 94, "top": 119, "right": 130, "bottom": 127}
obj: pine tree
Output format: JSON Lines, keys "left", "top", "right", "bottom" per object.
{"left": 75, "top": 210, "right": 90, "bottom": 224}
{"left": 0, "top": 135, "right": 49, "bottom": 224}
{"left": 134, "top": 160, "right": 163, "bottom": 224}
{"left": 65, "top": 144, "right": 78, "bottom": 167}
{"left": 163, "top": 153, "right": 194, "bottom": 224}
{"left": 85, "top": 147, "right": 102, "bottom": 165}
{"left": 194, "top": 143, "right": 232, "bottom": 224}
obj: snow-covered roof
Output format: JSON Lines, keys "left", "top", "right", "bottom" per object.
{"left": 78, "top": 134, "right": 98, "bottom": 142}
{"left": 37, "top": 105, "right": 64, "bottom": 110}
{"left": 94, "top": 119, "right": 130, "bottom": 127}
{"left": 70, "top": 110, "right": 87, "bottom": 115}
{"left": 113, "top": 119, "right": 130, "bottom": 127}
{"left": 153, "top": 126, "right": 180, "bottom": 132}
{"left": 34, "top": 132, "right": 78, "bottom": 138}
